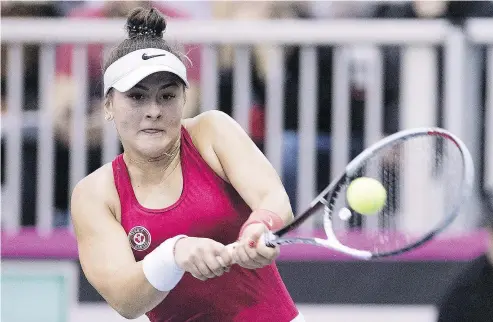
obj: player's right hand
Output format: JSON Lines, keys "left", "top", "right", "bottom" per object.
{"left": 173, "top": 237, "right": 233, "bottom": 281}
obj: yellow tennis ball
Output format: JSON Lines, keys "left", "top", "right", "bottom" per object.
{"left": 346, "top": 177, "right": 387, "bottom": 215}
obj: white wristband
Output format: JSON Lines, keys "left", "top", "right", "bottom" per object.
{"left": 142, "top": 234, "right": 187, "bottom": 292}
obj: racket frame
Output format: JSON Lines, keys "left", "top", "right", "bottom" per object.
{"left": 263, "top": 127, "right": 474, "bottom": 259}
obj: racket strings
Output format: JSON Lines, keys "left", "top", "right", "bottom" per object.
{"left": 381, "top": 149, "right": 399, "bottom": 232}
{"left": 327, "top": 135, "right": 466, "bottom": 254}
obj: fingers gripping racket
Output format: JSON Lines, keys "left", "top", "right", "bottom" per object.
{"left": 227, "top": 127, "right": 474, "bottom": 260}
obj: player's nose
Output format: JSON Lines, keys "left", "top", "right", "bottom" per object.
{"left": 145, "top": 103, "right": 162, "bottom": 119}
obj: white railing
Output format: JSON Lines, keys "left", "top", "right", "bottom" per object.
{"left": 467, "top": 19, "right": 493, "bottom": 203}
{"left": 1, "top": 18, "right": 450, "bottom": 44}
{"left": 0, "top": 18, "right": 489, "bottom": 236}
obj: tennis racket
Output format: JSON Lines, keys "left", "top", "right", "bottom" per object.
{"left": 228, "top": 127, "right": 474, "bottom": 260}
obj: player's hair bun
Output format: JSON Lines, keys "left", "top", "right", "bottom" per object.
{"left": 126, "top": 7, "right": 166, "bottom": 39}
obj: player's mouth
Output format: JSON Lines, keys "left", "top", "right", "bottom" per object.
{"left": 141, "top": 129, "right": 164, "bottom": 135}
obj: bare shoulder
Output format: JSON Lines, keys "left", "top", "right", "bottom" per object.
{"left": 71, "top": 162, "right": 120, "bottom": 221}
{"left": 182, "top": 110, "right": 239, "bottom": 182}
{"left": 183, "top": 110, "right": 238, "bottom": 144}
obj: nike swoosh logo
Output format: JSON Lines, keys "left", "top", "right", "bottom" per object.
{"left": 142, "top": 53, "right": 166, "bottom": 60}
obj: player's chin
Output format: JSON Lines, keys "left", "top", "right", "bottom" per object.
{"left": 136, "top": 142, "right": 169, "bottom": 158}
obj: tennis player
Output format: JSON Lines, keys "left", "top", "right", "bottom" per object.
{"left": 70, "top": 7, "right": 304, "bottom": 321}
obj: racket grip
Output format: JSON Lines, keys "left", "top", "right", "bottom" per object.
{"left": 225, "top": 242, "right": 237, "bottom": 256}
{"left": 219, "top": 233, "right": 274, "bottom": 265}
{"left": 224, "top": 242, "right": 238, "bottom": 265}
{"left": 214, "top": 242, "right": 238, "bottom": 267}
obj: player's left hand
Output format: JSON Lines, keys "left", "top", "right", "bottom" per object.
{"left": 231, "top": 223, "right": 280, "bottom": 269}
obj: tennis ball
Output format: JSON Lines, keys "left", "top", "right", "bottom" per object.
{"left": 346, "top": 177, "right": 387, "bottom": 215}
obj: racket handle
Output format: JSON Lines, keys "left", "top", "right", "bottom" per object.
{"left": 225, "top": 242, "right": 238, "bottom": 255}
{"left": 218, "top": 232, "right": 274, "bottom": 265}
{"left": 214, "top": 242, "right": 238, "bottom": 268}
{"left": 223, "top": 242, "right": 238, "bottom": 265}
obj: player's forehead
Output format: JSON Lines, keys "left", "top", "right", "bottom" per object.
{"left": 135, "top": 72, "right": 181, "bottom": 89}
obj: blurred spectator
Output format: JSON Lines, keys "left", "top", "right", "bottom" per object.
{"left": 55, "top": 1, "right": 85, "bottom": 16}
{"left": 373, "top": 0, "right": 493, "bottom": 133}
{"left": 160, "top": 1, "right": 212, "bottom": 19}
{"left": 374, "top": 1, "right": 493, "bottom": 22}
{"left": 1, "top": 1, "right": 62, "bottom": 113}
{"left": 308, "top": 1, "right": 377, "bottom": 19}
{"left": 1, "top": 1, "right": 61, "bottom": 226}
{"left": 214, "top": 1, "right": 365, "bottom": 210}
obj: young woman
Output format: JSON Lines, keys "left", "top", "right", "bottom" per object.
{"left": 70, "top": 7, "right": 304, "bottom": 321}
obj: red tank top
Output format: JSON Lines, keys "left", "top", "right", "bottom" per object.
{"left": 112, "top": 126, "right": 298, "bottom": 322}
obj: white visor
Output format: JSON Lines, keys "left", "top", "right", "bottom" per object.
{"left": 103, "top": 48, "right": 189, "bottom": 95}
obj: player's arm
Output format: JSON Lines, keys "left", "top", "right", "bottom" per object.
{"left": 71, "top": 173, "right": 173, "bottom": 319}
{"left": 196, "top": 110, "right": 294, "bottom": 225}
{"left": 186, "top": 111, "right": 292, "bottom": 268}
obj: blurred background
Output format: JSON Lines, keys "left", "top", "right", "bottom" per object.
{"left": 1, "top": 1, "right": 493, "bottom": 321}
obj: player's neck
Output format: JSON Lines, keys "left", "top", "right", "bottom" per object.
{"left": 123, "top": 141, "right": 181, "bottom": 184}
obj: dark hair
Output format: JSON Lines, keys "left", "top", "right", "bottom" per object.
{"left": 103, "top": 7, "right": 185, "bottom": 75}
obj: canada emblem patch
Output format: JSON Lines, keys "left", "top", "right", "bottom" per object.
{"left": 128, "top": 226, "right": 151, "bottom": 251}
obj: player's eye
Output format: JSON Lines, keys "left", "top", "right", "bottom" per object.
{"left": 162, "top": 93, "right": 176, "bottom": 100}
{"left": 128, "top": 93, "right": 144, "bottom": 101}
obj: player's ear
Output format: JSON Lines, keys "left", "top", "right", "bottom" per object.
{"left": 180, "top": 81, "right": 187, "bottom": 103}
{"left": 103, "top": 90, "right": 114, "bottom": 121}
